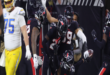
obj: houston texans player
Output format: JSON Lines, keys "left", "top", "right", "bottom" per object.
{"left": 62, "top": 6, "right": 94, "bottom": 75}
{"left": 42, "top": 15, "right": 68, "bottom": 75}
{"left": 91, "top": 12, "right": 110, "bottom": 75}
{"left": 41, "top": 0, "right": 92, "bottom": 74}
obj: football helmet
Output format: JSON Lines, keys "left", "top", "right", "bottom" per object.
{"left": 26, "top": 0, "right": 42, "bottom": 18}
{"left": 4, "top": 0, "right": 15, "bottom": 12}
{"left": 64, "top": 6, "right": 74, "bottom": 25}
{"left": 34, "top": 5, "right": 46, "bottom": 22}
{"left": 57, "top": 16, "right": 68, "bottom": 37}
{"left": 63, "top": 50, "right": 74, "bottom": 63}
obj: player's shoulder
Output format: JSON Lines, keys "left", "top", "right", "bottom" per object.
{"left": 15, "top": 7, "right": 25, "bottom": 16}
{"left": 48, "top": 25, "right": 57, "bottom": 33}
{"left": 30, "top": 18, "right": 40, "bottom": 25}
{"left": 30, "top": 18, "right": 41, "bottom": 29}
{"left": 71, "top": 21, "right": 79, "bottom": 26}
{"left": 49, "top": 25, "right": 57, "bottom": 30}
{"left": 70, "top": 21, "right": 79, "bottom": 30}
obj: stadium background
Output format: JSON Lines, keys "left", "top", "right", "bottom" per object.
{"left": 2, "top": 0, "right": 109, "bottom": 75}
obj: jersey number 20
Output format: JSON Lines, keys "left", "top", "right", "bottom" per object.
{"left": 4, "top": 19, "right": 15, "bottom": 33}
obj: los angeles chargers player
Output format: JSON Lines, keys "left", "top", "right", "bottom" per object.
{"left": 3, "top": 0, "right": 31, "bottom": 75}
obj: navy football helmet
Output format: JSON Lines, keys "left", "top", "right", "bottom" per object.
{"left": 64, "top": 6, "right": 74, "bottom": 25}
{"left": 34, "top": 5, "right": 46, "bottom": 22}
{"left": 26, "top": 0, "right": 42, "bottom": 18}
{"left": 57, "top": 16, "right": 68, "bottom": 37}
{"left": 63, "top": 50, "right": 74, "bottom": 63}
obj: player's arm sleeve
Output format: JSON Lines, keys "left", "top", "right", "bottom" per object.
{"left": 74, "top": 39, "right": 83, "bottom": 54}
{"left": 94, "top": 27, "right": 107, "bottom": 49}
{"left": 19, "top": 15, "right": 26, "bottom": 27}
{"left": 74, "top": 21, "right": 87, "bottom": 44}
{"left": 95, "top": 39, "right": 106, "bottom": 49}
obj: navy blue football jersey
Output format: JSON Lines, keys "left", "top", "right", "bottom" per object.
{"left": 46, "top": 26, "right": 61, "bottom": 56}
{"left": 22, "top": 18, "right": 40, "bottom": 52}
{"left": 103, "top": 26, "right": 110, "bottom": 55}
{"left": 58, "top": 21, "right": 79, "bottom": 55}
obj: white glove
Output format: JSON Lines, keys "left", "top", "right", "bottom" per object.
{"left": 41, "top": 0, "right": 46, "bottom": 9}
{"left": 33, "top": 54, "right": 38, "bottom": 69}
{"left": 37, "top": 56, "right": 43, "bottom": 65}
{"left": 25, "top": 45, "right": 31, "bottom": 60}
{"left": 84, "top": 50, "right": 89, "bottom": 59}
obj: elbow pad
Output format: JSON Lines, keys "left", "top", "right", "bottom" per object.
{"left": 77, "top": 30, "right": 87, "bottom": 44}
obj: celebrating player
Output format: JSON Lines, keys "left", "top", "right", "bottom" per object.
{"left": 42, "top": 15, "right": 68, "bottom": 75}
{"left": 91, "top": 12, "right": 110, "bottom": 75}
{"left": 3, "top": 0, "right": 31, "bottom": 74}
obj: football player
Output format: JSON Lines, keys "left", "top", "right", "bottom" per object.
{"left": 3, "top": 0, "right": 31, "bottom": 75}
{"left": 41, "top": 0, "right": 92, "bottom": 74}
{"left": 63, "top": 6, "right": 94, "bottom": 75}
{"left": 42, "top": 15, "right": 68, "bottom": 75}
{"left": 20, "top": 0, "right": 38, "bottom": 74}
{"left": 91, "top": 12, "right": 110, "bottom": 75}
{"left": 26, "top": 0, "right": 59, "bottom": 75}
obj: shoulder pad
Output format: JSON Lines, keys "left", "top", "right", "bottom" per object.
{"left": 17, "top": 7, "right": 25, "bottom": 16}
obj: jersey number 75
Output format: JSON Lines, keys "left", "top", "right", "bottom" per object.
{"left": 4, "top": 19, "right": 15, "bottom": 34}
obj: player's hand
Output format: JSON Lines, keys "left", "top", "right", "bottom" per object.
{"left": 25, "top": 45, "right": 31, "bottom": 60}
{"left": 41, "top": 0, "right": 46, "bottom": 9}
{"left": 84, "top": 50, "right": 89, "bottom": 59}
{"left": 37, "top": 56, "right": 43, "bottom": 65}
{"left": 70, "top": 65, "right": 75, "bottom": 73}
{"left": 91, "top": 29, "right": 97, "bottom": 41}
{"left": 33, "top": 54, "right": 38, "bottom": 69}
{"left": 84, "top": 49, "right": 94, "bottom": 62}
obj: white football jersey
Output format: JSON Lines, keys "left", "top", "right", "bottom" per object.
{"left": 3, "top": 7, "right": 26, "bottom": 51}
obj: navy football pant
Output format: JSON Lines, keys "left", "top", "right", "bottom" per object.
{"left": 18, "top": 47, "right": 36, "bottom": 75}
{"left": 98, "top": 61, "right": 110, "bottom": 75}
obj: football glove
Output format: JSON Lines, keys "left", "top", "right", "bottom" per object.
{"left": 41, "top": 0, "right": 46, "bottom": 9}
{"left": 70, "top": 65, "right": 75, "bottom": 73}
{"left": 91, "top": 29, "right": 97, "bottom": 41}
{"left": 25, "top": 45, "right": 31, "bottom": 60}
{"left": 37, "top": 56, "right": 43, "bottom": 65}
{"left": 33, "top": 54, "right": 38, "bottom": 69}
{"left": 84, "top": 50, "right": 89, "bottom": 59}
{"left": 84, "top": 49, "right": 94, "bottom": 62}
